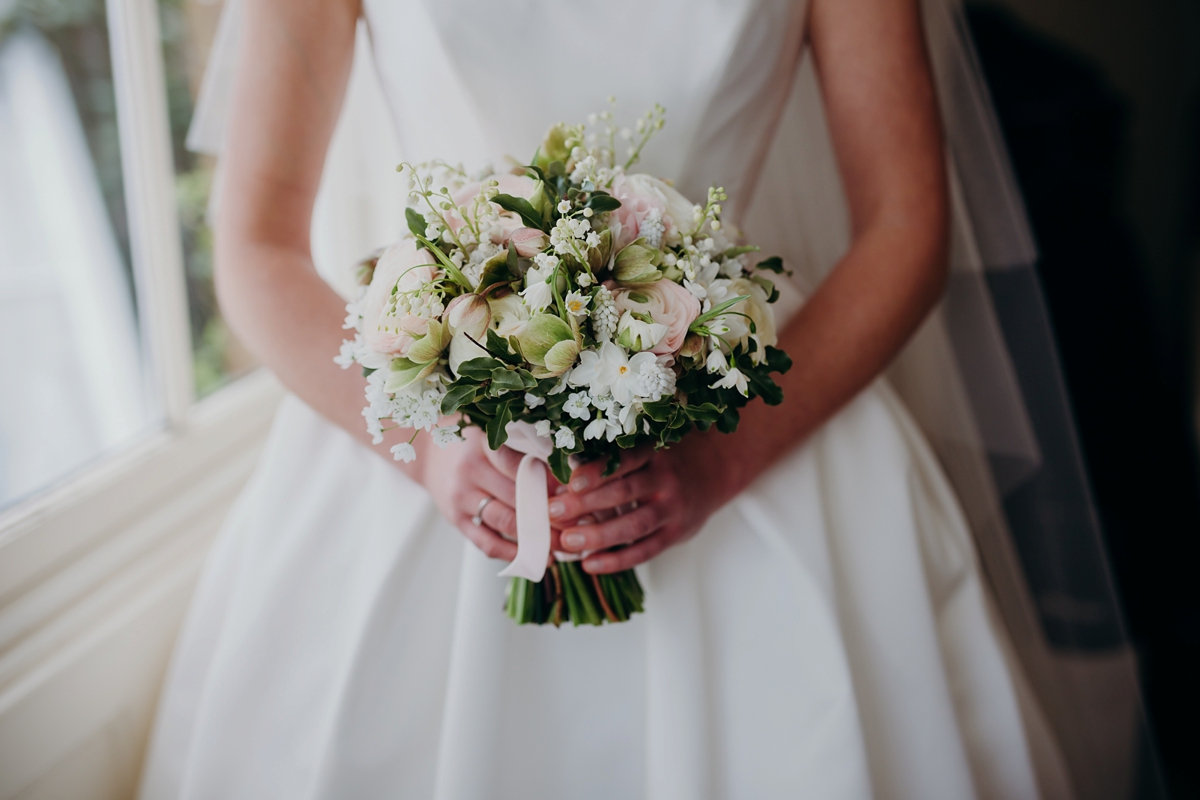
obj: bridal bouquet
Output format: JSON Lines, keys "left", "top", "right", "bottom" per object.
{"left": 337, "top": 104, "right": 791, "bottom": 626}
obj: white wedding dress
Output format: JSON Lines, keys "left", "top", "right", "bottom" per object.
{"left": 139, "top": 1, "right": 1083, "bottom": 798}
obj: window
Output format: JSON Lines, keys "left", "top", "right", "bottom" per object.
{"left": 0, "top": 1, "right": 152, "bottom": 509}
{"left": 0, "top": 0, "right": 256, "bottom": 512}
{"left": 158, "top": 0, "right": 254, "bottom": 397}
{"left": 0, "top": 2, "right": 280, "bottom": 792}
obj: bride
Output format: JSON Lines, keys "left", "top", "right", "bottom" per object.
{"left": 137, "top": 0, "right": 1140, "bottom": 797}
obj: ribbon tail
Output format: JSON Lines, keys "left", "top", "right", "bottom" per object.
{"left": 497, "top": 454, "right": 550, "bottom": 581}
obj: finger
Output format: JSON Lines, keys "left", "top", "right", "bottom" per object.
{"left": 483, "top": 443, "right": 524, "bottom": 481}
{"left": 567, "top": 445, "right": 654, "bottom": 493}
{"left": 582, "top": 529, "right": 673, "bottom": 574}
{"left": 550, "top": 468, "right": 661, "bottom": 522}
{"left": 465, "top": 456, "right": 518, "bottom": 508}
{"left": 481, "top": 498, "right": 518, "bottom": 540}
{"left": 558, "top": 501, "right": 672, "bottom": 553}
{"left": 454, "top": 514, "right": 518, "bottom": 562}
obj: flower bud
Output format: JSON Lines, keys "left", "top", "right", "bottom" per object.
{"left": 614, "top": 239, "right": 664, "bottom": 284}
{"left": 516, "top": 313, "right": 575, "bottom": 368}
{"left": 679, "top": 333, "right": 705, "bottom": 358}
{"left": 616, "top": 311, "right": 668, "bottom": 352}
{"left": 446, "top": 293, "right": 492, "bottom": 338}
{"left": 510, "top": 227, "right": 549, "bottom": 258}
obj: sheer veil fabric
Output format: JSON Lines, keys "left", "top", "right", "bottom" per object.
{"left": 144, "top": 0, "right": 1155, "bottom": 797}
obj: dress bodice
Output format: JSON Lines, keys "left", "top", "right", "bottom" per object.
{"left": 361, "top": 0, "right": 809, "bottom": 219}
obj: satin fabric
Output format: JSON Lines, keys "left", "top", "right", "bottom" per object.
{"left": 140, "top": 0, "right": 1076, "bottom": 797}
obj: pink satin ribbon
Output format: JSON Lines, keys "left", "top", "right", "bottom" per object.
{"left": 496, "top": 421, "right": 555, "bottom": 581}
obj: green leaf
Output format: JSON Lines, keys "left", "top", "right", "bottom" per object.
{"left": 722, "top": 245, "right": 761, "bottom": 258}
{"left": 486, "top": 401, "right": 514, "bottom": 450}
{"left": 642, "top": 400, "right": 673, "bottom": 423}
{"left": 441, "top": 383, "right": 479, "bottom": 414}
{"left": 717, "top": 405, "right": 740, "bottom": 434}
{"left": 515, "top": 368, "right": 538, "bottom": 389}
{"left": 361, "top": 366, "right": 377, "bottom": 378}
{"left": 486, "top": 328, "right": 521, "bottom": 365}
{"left": 413, "top": 233, "right": 473, "bottom": 289}
{"left": 689, "top": 294, "right": 750, "bottom": 332}
{"left": 765, "top": 346, "right": 793, "bottom": 374}
{"left": 490, "top": 368, "right": 527, "bottom": 395}
{"left": 603, "top": 450, "right": 622, "bottom": 477}
{"left": 477, "top": 250, "right": 517, "bottom": 295}
{"left": 586, "top": 193, "right": 622, "bottom": 213}
{"left": 457, "top": 357, "right": 503, "bottom": 381}
{"left": 405, "top": 207, "right": 426, "bottom": 239}
{"left": 493, "top": 193, "right": 545, "bottom": 230}
{"left": 683, "top": 402, "right": 721, "bottom": 423}
{"left": 548, "top": 448, "right": 572, "bottom": 485}
{"left": 755, "top": 256, "right": 786, "bottom": 274}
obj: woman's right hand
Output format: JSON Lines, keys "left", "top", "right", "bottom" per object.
{"left": 422, "top": 428, "right": 524, "bottom": 563}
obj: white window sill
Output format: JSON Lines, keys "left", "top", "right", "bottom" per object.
{"left": 0, "top": 369, "right": 283, "bottom": 798}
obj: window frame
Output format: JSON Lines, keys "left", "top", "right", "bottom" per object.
{"left": 0, "top": 0, "right": 278, "bottom": 791}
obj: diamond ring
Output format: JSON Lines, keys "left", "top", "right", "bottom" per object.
{"left": 472, "top": 496, "right": 494, "bottom": 527}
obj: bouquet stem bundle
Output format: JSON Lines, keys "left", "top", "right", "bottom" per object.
{"left": 505, "top": 563, "right": 644, "bottom": 626}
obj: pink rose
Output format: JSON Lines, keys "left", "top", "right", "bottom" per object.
{"left": 361, "top": 240, "right": 438, "bottom": 355}
{"left": 609, "top": 174, "right": 667, "bottom": 250}
{"left": 448, "top": 173, "right": 539, "bottom": 242}
{"left": 613, "top": 279, "right": 701, "bottom": 355}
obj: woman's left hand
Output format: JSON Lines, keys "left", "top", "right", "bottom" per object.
{"left": 547, "top": 445, "right": 721, "bottom": 574}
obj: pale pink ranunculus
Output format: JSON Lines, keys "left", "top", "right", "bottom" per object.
{"left": 609, "top": 173, "right": 667, "bottom": 250}
{"left": 613, "top": 279, "right": 701, "bottom": 355}
{"left": 447, "top": 173, "right": 539, "bottom": 241}
{"left": 361, "top": 240, "right": 438, "bottom": 356}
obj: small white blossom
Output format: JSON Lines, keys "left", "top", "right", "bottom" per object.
{"left": 576, "top": 271, "right": 595, "bottom": 288}
{"left": 634, "top": 356, "right": 676, "bottom": 402}
{"left": 564, "top": 391, "right": 592, "bottom": 420}
{"left": 639, "top": 207, "right": 664, "bottom": 248}
{"left": 706, "top": 346, "right": 728, "bottom": 374}
{"left": 391, "top": 442, "right": 417, "bottom": 462}
{"left": 524, "top": 392, "right": 545, "bottom": 408}
{"left": 558, "top": 200, "right": 572, "bottom": 214}
{"left": 564, "top": 291, "right": 591, "bottom": 318}
{"left": 521, "top": 264, "right": 555, "bottom": 312}
{"left": 714, "top": 366, "right": 749, "bottom": 396}
{"left": 334, "top": 339, "right": 357, "bottom": 369}
{"left": 535, "top": 419, "right": 553, "bottom": 438}
{"left": 590, "top": 285, "right": 618, "bottom": 342}
{"left": 555, "top": 426, "right": 576, "bottom": 449}
{"left": 433, "top": 425, "right": 462, "bottom": 448}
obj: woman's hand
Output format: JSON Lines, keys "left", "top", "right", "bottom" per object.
{"left": 423, "top": 429, "right": 523, "bottom": 563}
{"left": 547, "top": 445, "right": 723, "bottom": 574}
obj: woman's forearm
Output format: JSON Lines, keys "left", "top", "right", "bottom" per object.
{"left": 214, "top": 239, "right": 430, "bottom": 484}
{"left": 675, "top": 217, "right": 947, "bottom": 509}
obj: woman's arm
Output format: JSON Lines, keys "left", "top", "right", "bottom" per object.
{"left": 551, "top": 0, "right": 950, "bottom": 572}
{"left": 216, "top": 0, "right": 522, "bottom": 560}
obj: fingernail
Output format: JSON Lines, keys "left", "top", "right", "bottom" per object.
{"left": 548, "top": 501, "right": 565, "bottom": 519}
{"left": 563, "top": 533, "right": 586, "bottom": 549}
{"left": 577, "top": 516, "right": 595, "bottom": 526}
{"left": 571, "top": 475, "right": 590, "bottom": 492}
{"left": 555, "top": 484, "right": 570, "bottom": 495}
